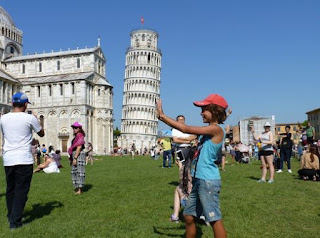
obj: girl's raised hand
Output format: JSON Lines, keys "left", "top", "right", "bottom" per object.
{"left": 156, "top": 99, "right": 164, "bottom": 120}
{"left": 227, "top": 107, "right": 232, "bottom": 117}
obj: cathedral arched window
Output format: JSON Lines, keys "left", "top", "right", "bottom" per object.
{"left": 98, "top": 89, "right": 101, "bottom": 96}
{"left": 71, "top": 83, "right": 75, "bottom": 94}
{"left": 10, "top": 46, "right": 14, "bottom": 54}
{"left": 39, "top": 62, "right": 42, "bottom": 72}
{"left": 60, "top": 84, "right": 63, "bottom": 95}
{"left": 77, "top": 58, "right": 81, "bottom": 68}
{"left": 40, "top": 115, "right": 44, "bottom": 128}
{"left": 49, "top": 85, "right": 52, "bottom": 96}
{"left": 22, "top": 64, "right": 25, "bottom": 74}
{"left": 2, "top": 82, "right": 6, "bottom": 102}
{"left": 142, "top": 34, "right": 145, "bottom": 41}
{"left": 57, "top": 60, "right": 60, "bottom": 70}
{"left": 37, "top": 86, "right": 41, "bottom": 97}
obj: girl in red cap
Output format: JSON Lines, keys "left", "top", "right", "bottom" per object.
{"left": 157, "top": 94, "right": 228, "bottom": 238}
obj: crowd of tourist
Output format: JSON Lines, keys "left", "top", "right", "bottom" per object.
{"left": 1, "top": 91, "right": 319, "bottom": 237}
{"left": 154, "top": 95, "right": 319, "bottom": 238}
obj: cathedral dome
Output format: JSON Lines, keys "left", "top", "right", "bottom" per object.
{"left": 0, "top": 6, "right": 15, "bottom": 27}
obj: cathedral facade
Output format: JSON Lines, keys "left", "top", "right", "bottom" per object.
{"left": 0, "top": 6, "right": 113, "bottom": 155}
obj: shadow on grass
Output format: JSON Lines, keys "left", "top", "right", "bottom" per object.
{"left": 82, "top": 184, "right": 93, "bottom": 193}
{"left": 0, "top": 193, "right": 5, "bottom": 198}
{"left": 247, "top": 176, "right": 260, "bottom": 181}
{"left": 23, "top": 201, "right": 64, "bottom": 223}
{"left": 168, "top": 181, "right": 179, "bottom": 186}
{"left": 153, "top": 225, "right": 203, "bottom": 237}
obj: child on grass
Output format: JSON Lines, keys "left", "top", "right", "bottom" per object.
{"left": 157, "top": 94, "right": 228, "bottom": 238}
{"left": 170, "top": 156, "right": 193, "bottom": 223}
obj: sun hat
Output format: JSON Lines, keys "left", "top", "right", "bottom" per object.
{"left": 71, "top": 122, "right": 82, "bottom": 128}
{"left": 193, "top": 94, "right": 228, "bottom": 109}
{"left": 264, "top": 122, "right": 271, "bottom": 127}
{"left": 12, "top": 92, "right": 31, "bottom": 104}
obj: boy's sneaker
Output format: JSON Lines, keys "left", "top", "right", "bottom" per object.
{"left": 268, "top": 180, "right": 274, "bottom": 184}
{"left": 170, "top": 214, "right": 179, "bottom": 223}
{"left": 288, "top": 169, "right": 292, "bottom": 173}
{"left": 276, "top": 169, "right": 283, "bottom": 173}
{"left": 200, "top": 215, "right": 210, "bottom": 226}
{"left": 257, "top": 179, "right": 266, "bottom": 183}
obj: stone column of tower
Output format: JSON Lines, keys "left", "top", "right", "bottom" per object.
{"left": 119, "top": 29, "right": 161, "bottom": 152}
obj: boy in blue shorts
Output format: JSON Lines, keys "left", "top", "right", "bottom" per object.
{"left": 157, "top": 94, "right": 228, "bottom": 238}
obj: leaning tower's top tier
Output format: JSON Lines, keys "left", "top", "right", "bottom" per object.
{"left": 129, "top": 29, "right": 159, "bottom": 51}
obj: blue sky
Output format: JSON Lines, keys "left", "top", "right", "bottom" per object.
{"left": 1, "top": 0, "right": 319, "bottom": 130}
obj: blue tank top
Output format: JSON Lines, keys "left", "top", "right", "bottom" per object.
{"left": 191, "top": 125, "right": 225, "bottom": 180}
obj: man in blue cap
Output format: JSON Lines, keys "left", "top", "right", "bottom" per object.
{"left": 0, "top": 92, "right": 45, "bottom": 230}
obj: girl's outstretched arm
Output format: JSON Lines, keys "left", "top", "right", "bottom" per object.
{"left": 156, "top": 99, "right": 223, "bottom": 142}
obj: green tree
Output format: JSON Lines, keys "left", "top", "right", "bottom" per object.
{"left": 113, "top": 127, "right": 121, "bottom": 147}
{"left": 300, "top": 120, "right": 308, "bottom": 127}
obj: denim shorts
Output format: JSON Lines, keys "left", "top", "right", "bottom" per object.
{"left": 180, "top": 198, "right": 187, "bottom": 208}
{"left": 183, "top": 178, "right": 222, "bottom": 222}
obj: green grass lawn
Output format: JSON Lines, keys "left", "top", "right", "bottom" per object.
{"left": 0, "top": 155, "right": 319, "bottom": 238}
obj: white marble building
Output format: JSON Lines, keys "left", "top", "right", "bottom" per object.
{"left": 239, "top": 116, "right": 276, "bottom": 145}
{"left": 118, "top": 29, "right": 161, "bottom": 151}
{"left": 0, "top": 6, "right": 113, "bottom": 155}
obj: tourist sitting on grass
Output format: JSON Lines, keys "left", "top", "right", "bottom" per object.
{"left": 86, "top": 142, "right": 94, "bottom": 165}
{"left": 33, "top": 154, "right": 60, "bottom": 174}
{"left": 298, "top": 144, "right": 319, "bottom": 181}
{"left": 53, "top": 150, "right": 62, "bottom": 168}
{"left": 170, "top": 158, "right": 192, "bottom": 223}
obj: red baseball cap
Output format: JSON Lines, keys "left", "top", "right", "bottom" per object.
{"left": 193, "top": 94, "right": 228, "bottom": 109}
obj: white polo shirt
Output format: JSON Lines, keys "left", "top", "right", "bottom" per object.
{"left": 172, "top": 128, "right": 191, "bottom": 147}
{"left": 0, "top": 112, "right": 42, "bottom": 166}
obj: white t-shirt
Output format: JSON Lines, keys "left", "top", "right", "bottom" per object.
{"left": 0, "top": 112, "right": 42, "bottom": 166}
{"left": 172, "top": 128, "right": 190, "bottom": 147}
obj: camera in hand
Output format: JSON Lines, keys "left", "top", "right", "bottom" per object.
{"left": 175, "top": 150, "right": 185, "bottom": 163}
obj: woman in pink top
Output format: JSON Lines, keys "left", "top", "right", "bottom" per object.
{"left": 68, "top": 122, "right": 86, "bottom": 195}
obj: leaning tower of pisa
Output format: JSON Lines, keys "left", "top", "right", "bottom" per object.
{"left": 118, "top": 29, "right": 161, "bottom": 152}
